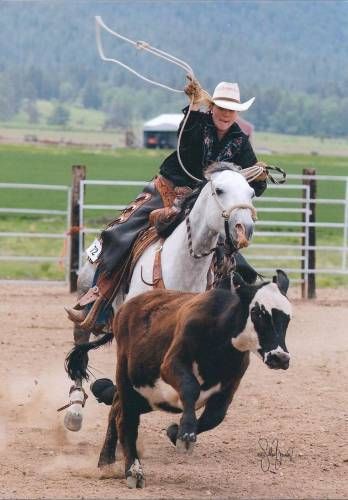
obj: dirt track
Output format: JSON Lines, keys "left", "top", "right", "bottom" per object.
{"left": 0, "top": 284, "right": 347, "bottom": 499}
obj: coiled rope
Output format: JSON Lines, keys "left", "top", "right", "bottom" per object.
{"left": 95, "top": 16, "right": 286, "bottom": 185}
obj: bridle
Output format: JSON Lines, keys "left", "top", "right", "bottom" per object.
{"left": 185, "top": 179, "right": 257, "bottom": 259}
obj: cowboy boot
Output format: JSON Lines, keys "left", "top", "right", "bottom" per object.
{"left": 65, "top": 307, "right": 87, "bottom": 324}
{"left": 65, "top": 285, "right": 102, "bottom": 328}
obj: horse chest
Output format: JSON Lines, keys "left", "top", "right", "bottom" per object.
{"left": 133, "top": 377, "right": 221, "bottom": 412}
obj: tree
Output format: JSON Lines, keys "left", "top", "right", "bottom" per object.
{"left": 47, "top": 104, "right": 70, "bottom": 126}
{"left": 23, "top": 99, "right": 40, "bottom": 123}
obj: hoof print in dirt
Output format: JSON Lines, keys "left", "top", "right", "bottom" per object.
{"left": 98, "top": 463, "right": 118, "bottom": 480}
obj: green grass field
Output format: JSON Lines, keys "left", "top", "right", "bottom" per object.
{"left": 0, "top": 143, "right": 348, "bottom": 286}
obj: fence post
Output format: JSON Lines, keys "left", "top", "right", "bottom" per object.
{"left": 69, "top": 165, "right": 86, "bottom": 293}
{"left": 301, "top": 168, "right": 316, "bottom": 299}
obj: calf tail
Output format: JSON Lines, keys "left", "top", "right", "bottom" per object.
{"left": 65, "top": 332, "right": 113, "bottom": 381}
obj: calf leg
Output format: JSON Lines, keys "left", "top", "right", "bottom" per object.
{"left": 116, "top": 358, "right": 145, "bottom": 489}
{"left": 162, "top": 359, "right": 200, "bottom": 453}
{"left": 167, "top": 383, "right": 240, "bottom": 446}
{"left": 98, "top": 393, "right": 119, "bottom": 470}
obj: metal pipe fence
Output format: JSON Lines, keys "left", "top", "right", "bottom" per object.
{"left": 0, "top": 183, "right": 71, "bottom": 284}
{"left": 76, "top": 173, "right": 348, "bottom": 297}
{"left": 2, "top": 172, "right": 348, "bottom": 297}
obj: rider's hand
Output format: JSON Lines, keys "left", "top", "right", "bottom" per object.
{"left": 149, "top": 207, "right": 178, "bottom": 227}
{"left": 254, "top": 161, "right": 268, "bottom": 181}
{"left": 184, "top": 76, "right": 202, "bottom": 99}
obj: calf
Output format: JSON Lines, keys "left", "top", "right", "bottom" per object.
{"left": 66, "top": 270, "right": 291, "bottom": 488}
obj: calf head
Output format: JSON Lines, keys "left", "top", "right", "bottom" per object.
{"left": 232, "top": 270, "right": 292, "bottom": 370}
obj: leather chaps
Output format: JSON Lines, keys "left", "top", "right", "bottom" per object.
{"left": 98, "top": 180, "right": 166, "bottom": 276}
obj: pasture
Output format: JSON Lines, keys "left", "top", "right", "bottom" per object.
{"left": 1, "top": 144, "right": 348, "bottom": 285}
{"left": 0, "top": 283, "right": 347, "bottom": 498}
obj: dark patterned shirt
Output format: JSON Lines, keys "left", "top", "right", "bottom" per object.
{"left": 159, "top": 107, "right": 266, "bottom": 196}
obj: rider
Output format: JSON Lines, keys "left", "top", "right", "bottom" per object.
{"left": 65, "top": 79, "right": 268, "bottom": 331}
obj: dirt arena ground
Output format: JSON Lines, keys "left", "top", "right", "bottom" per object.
{"left": 0, "top": 283, "right": 347, "bottom": 499}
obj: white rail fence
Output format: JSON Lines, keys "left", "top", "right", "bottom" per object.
{"left": 76, "top": 173, "right": 348, "bottom": 298}
{"left": 0, "top": 183, "right": 71, "bottom": 284}
{"left": 1, "top": 173, "right": 348, "bottom": 297}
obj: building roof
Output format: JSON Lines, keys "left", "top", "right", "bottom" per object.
{"left": 143, "top": 113, "right": 254, "bottom": 136}
{"left": 143, "top": 114, "right": 184, "bottom": 132}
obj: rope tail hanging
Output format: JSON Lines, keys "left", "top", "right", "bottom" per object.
{"left": 94, "top": 16, "right": 286, "bottom": 186}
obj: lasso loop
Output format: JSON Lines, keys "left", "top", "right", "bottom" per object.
{"left": 95, "top": 16, "right": 286, "bottom": 186}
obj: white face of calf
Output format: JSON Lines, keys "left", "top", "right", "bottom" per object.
{"left": 232, "top": 278, "right": 292, "bottom": 370}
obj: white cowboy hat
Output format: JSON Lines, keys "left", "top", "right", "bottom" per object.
{"left": 212, "top": 82, "right": 255, "bottom": 112}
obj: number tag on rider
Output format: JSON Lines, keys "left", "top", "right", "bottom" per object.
{"left": 86, "top": 239, "right": 102, "bottom": 262}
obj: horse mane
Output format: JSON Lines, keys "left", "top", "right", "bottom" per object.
{"left": 203, "top": 161, "right": 242, "bottom": 178}
{"left": 156, "top": 162, "right": 242, "bottom": 238}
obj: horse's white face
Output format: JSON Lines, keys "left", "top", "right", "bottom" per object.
{"left": 205, "top": 170, "right": 256, "bottom": 248}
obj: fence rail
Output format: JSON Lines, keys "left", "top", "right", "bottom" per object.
{"left": 2, "top": 168, "right": 348, "bottom": 297}
{"left": 0, "top": 182, "right": 71, "bottom": 284}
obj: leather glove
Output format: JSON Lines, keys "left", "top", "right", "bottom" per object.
{"left": 253, "top": 161, "right": 268, "bottom": 181}
{"left": 184, "top": 76, "right": 202, "bottom": 98}
{"left": 184, "top": 76, "right": 212, "bottom": 107}
{"left": 149, "top": 206, "right": 178, "bottom": 227}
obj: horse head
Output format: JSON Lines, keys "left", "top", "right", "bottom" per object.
{"left": 203, "top": 163, "right": 256, "bottom": 249}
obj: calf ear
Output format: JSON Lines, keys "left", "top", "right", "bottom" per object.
{"left": 232, "top": 272, "right": 246, "bottom": 289}
{"left": 273, "top": 269, "right": 289, "bottom": 296}
{"left": 232, "top": 272, "right": 254, "bottom": 302}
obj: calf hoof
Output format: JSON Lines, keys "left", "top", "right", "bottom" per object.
{"left": 166, "top": 423, "right": 179, "bottom": 446}
{"left": 176, "top": 432, "right": 196, "bottom": 454}
{"left": 64, "top": 410, "right": 83, "bottom": 432}
{"left": 126, "top": 459, "right": 145, "bottom": 489}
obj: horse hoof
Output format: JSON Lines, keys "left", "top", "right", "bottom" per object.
{"left": 64, "top": 411, "right": 83, "bottom": 432}
{"left": 126, "top": 475, "right": 145, "bottom": 489}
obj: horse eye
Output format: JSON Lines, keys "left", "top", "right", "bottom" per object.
{"left": 215, "top": 188, "right": 224, "bottom": 195}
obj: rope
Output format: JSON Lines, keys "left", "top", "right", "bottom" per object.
{"left": 95, "top": 16, "right": 192, "bottom": 93}
{"left": 94, "top": 17, "right": 286, "bottom": 187}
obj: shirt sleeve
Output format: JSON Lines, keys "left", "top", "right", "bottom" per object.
{"left": 234, "top": 136, "right": 267, "bottom": 197}
{"left": 234, "top": 136, "right": 257, "bottom": 168}
{"left": 178, "top": 106, "right": 205, "bottom": 135}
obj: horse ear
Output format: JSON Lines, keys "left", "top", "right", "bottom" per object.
{"left": 272, "top": 269, "right": 289, "bottom": 296}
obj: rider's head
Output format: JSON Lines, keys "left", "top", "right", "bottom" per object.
{"left": 211, "top": 82, "right": 255, "bottom": 135}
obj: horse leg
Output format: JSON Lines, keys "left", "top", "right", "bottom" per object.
{"left": 64, "top": 260, "right": 95, "bottom": 432}
{"left": 64, "top": 324, "right": 91, "bottom": 432}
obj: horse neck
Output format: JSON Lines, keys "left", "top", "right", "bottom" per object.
{"left": 161, "top": 188, "right": 219, "bottom": 292}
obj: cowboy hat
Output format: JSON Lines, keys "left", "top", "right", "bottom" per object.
{"left": 212, "top": 82, "right": 255, "bottom": 112}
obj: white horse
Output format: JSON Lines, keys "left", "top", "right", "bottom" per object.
{"left": 64, "top": 165, "right": 257, "bottom": 431}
